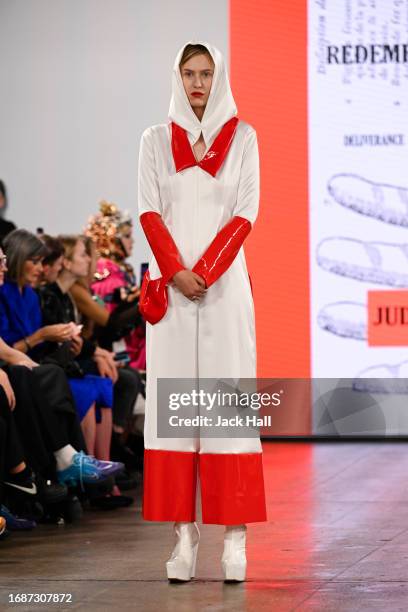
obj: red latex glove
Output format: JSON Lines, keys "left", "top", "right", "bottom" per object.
{"left": 192, "top": 216, "right": 252, "bottom": 287}
{"left": 139, "top": 212, "right": 185, "bottom": 325}
{"left": 140, "top": 212, "right": 185, "bottom": 282}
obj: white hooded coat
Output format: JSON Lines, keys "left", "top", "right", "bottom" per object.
{"left": 138, "top": 41, "right": 261, "bottom": 454}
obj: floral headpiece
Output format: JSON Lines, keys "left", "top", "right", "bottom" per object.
{"left": 84, "top": 200, "right": 132, "bottom": 261}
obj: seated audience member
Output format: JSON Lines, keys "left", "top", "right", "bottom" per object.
{"left": 84, "top": 201, "right": 146, "bottom": 371}
{"left": 38, "top": 234, "right": 64, "bottom": 284}
{"left": 71, "top": 236, "right": 143, "bottom": 354}
{"left": 0, "top": 231, "right": 124, "bottom": 492}
{"left": 0, "top": 181, "right": 16, "bottom": 247}
{"left": 0, "top": 374, "right": 37, "bottom": 532}
{"left": 38, "top": 234, "right": 142, "bottom": 474}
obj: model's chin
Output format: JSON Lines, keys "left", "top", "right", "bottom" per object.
{"left": 189, "top": 98, "right": 206, "bottom": 107}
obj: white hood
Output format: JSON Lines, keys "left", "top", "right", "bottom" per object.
{"left": 168, "top": 41, "right": 237, "bottom": 147}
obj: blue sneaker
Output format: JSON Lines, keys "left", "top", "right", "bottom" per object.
{"left": 80, "top": 452, "right": 125, "bottom": 477}
{"left": 0, "top": 505, "right": 36, "bottom": 531}
{"left": 57, "top": 452, "right": 112, "bottom": 490}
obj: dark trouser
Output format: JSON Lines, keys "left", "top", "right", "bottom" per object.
{"left": 0, "top": 387, "right": 26, "bottom": 504}
{"left": 0, "top": 387, "right": 25, "bottom": 480}
{"left": 113, "top": 367, "right": 141, "bottom": 428}
{"left": 5, "top": 364, "right": 87, "bottom": 477}
{"left": 0, "top": 415, "right": 5, "bottom": 505}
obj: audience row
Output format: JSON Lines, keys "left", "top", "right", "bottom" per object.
{"left": 0, "top": 199, "right": 145, "bottom": 539}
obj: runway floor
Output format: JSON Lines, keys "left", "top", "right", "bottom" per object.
{"left": 1, "top": 441, "right": 408, "bottom": 611}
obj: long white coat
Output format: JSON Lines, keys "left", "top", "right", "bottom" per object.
{"left": 138, "top": 41, "right": 261, "bottom": 455}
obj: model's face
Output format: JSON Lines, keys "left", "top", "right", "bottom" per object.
{"left": 120, "top": 224, "right": 133, "bottom": 257}
{"left": 0, "top": 193, "right": 5, "bottom": 210}
{"left": 0, "top": 249, "right": 7, "bottom": 286}
{"left": 42, "top": 255, "right": 63, "bottom": 284}
{"left": 23, "top": 256, "right": 43, "bottom": 286}
{"left": 180, "top": 54, "right": 214, "bottom": 114}
{"left": 64, "top": 240, "right": 91, "bottom": 279}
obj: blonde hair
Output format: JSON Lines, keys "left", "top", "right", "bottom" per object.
{"left": 57, "top": 235, "right": 84, "bottom": 261}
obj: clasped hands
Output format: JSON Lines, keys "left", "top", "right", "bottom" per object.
{"left": 172, "top": 270, "right": 207, "bottom": 302}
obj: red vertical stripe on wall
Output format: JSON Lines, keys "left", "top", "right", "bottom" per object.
{"left": 230, "top": 0, "right": 310, "bottom": 381}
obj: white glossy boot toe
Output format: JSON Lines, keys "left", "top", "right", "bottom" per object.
{"left": 221, "top": 524, "right": 247, "bottom": 582}
{"left": 166, "top": 521, "right": 200, "bottom": 582}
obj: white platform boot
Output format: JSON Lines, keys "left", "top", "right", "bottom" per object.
{"left": 221, "top": 524, "right": 247, "bottom": 582}
{"left": 166, "top": 521, "right": 200, "bottom": 582}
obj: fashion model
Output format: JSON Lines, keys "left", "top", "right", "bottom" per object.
{"left": 138, "top": 40, "right": 267, "bottom": 582}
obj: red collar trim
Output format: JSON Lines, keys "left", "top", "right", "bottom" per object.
{"left": 171, "top": 117, "right": 239, "bottom": 178}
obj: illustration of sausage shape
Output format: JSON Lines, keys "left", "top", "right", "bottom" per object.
{"left": 317, "top": 237, "right": 408, "bottom": 287}
{"left": 328, "top": 174, "right": 408, "bottom": 227}
{"left": 354, "top": 360, "right": 408, "bottom": 394}
{"left": 318, "top": 301, "right": 366, "bottom": 340}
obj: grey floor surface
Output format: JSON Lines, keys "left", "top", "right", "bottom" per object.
{"left": 1, "top": 441, "right": 408, "bottom": 611}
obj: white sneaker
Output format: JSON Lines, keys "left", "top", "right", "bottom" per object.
{"left": 222, "top": 524, "right": 247, "bottom": 582}
{"left": 166, "top": 522, "right": 200, "bottom": 582}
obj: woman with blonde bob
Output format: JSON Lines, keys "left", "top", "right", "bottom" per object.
{"left": 38, "top": 235, "right": 115, "bottom": 462}
{"left": 39, "top": 235, "right": 141, "bottom": 498}
{"left": 138, "top": 41, "right": 267, "bottom": 582}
